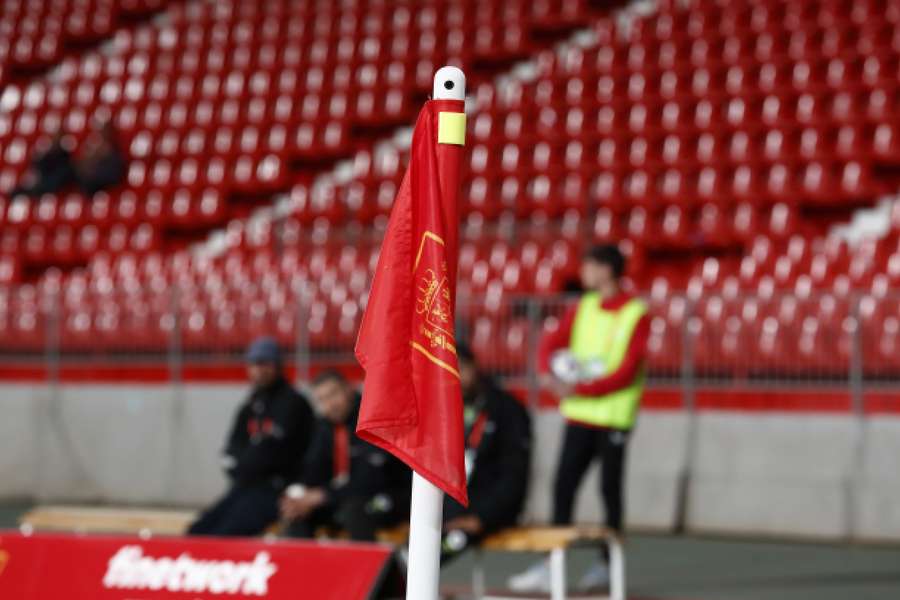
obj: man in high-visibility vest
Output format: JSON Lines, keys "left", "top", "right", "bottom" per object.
{"left": 509, "top": 244, "right": 649, "bottom": 593}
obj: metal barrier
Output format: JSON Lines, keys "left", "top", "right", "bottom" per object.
{"left": 2, "top": 285, "right": 899, "bottom": 413}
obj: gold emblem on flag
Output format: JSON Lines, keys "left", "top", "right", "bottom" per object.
{"left": 0, "top": 548, "right": 9, "bottom": 577}
{"left": 417, "top": 269, "right": 451, "bottom": 332}
{"left": 411, "top": 231, "right": 459, "bottom": 378}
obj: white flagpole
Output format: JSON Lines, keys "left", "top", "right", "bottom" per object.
{"left": 405, "top": 65, "right": 466, "bottom": 600}
{"left": 406, "top": 473, "right": 445, "bottom": 599}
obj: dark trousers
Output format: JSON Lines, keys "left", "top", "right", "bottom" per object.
{"left": 282, "top": 496, "right": 404, "bottom": 542}
{"left": 187, "top": 483, "right": 280, "bottom": 537}
{"left": 552, "top": 422, "right": 628, "bottom": 533}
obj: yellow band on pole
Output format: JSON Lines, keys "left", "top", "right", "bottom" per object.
{"left": 438, "top": 112, "right": 466, "bottom": 145}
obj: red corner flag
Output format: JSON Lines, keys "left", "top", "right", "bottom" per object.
{"left": 355, "top": 95, "right": 468, "bottom": 507}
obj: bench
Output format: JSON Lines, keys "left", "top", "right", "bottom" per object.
{"left": 20, "top": 505, "right": 406, "bottom": 543}
{"left": 18, "top": 505, "right": 196, "bottom": 537}
{"left": 470, "top": 526, "right": 625, "bottom": 600}
{"left": 377, "top": 524, "right": 625, "bottom": 600}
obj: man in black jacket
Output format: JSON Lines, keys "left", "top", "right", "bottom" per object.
{"left": 188, "top": 337, "right": 314, "bottom": 536}
{"left": 9, "top": 130, "right": 77, "bottom": 197}
{"left": 280, "top": 370, "right": 411, "bottom": 541}
{"left": 441, "top": 343, "right": 532, "bottom": 561}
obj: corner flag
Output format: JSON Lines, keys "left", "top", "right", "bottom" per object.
{"left": 354, "top": 71, "right": 468, "bottom": 507}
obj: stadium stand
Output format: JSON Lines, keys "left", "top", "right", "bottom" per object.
{"left": 2, "top": 0, "right": 900, "bottom": 385}
{"left": 0, "top": 0, "right": 172, "bottom": 79}
{"left": 0, "top": 0, "right": 597, "bottom": 359}
{"left": 0, "top": 0, "right": 592, "bottom": 273}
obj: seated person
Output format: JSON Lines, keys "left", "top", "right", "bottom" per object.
{"left": 9, "top": 130, "right": 77, "bottom": 197}
{"left": 280, "top": 370, "right": 411, "bottom": 541}
{"left": 74, "top": 116, "right": 126, "bottom": 196}
{"left": 441, "top": 343, "right": 532, "bottom": 561}
{"left": 188, "top": 337, "right": 314, "bottom": 537}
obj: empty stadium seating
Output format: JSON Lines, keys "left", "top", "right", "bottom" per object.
{"left": 0, "top": 0, "right": 170, "bottom": 78}
{"left": 0, "top": 0, "right": 594, "bottom": 279}
{"left": 2, "top": 0, "right": 900, "bottom": 380}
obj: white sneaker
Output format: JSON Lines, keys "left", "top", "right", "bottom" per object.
{"left": 507, "top": 559, "right": 551, "bottom": 592}
{"left": 576, "top": 561, "right": 609, "bottom": 591}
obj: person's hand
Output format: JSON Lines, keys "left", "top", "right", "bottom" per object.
{"left": 539, "top": 373, "right": 556, "bottom": 390}
{"left": 293, "top": 487, "right": 326, "bottom": 519}
{"left": 444, "top": 514, "right": 483, "bottom": 535}
{"left": 549, "top": 379, "right": 574, "bottom": 399}
{"left": 541, "top": 374, "right": 573, "bottom": 399}
{"left": 280, "top": 488, "right": 327, "bottom": 520}
{"left": 279, "top": 496, "right": 304, "bottom": 521}
{"left": 541, "top": 373, "right": 573, "bottom": 397}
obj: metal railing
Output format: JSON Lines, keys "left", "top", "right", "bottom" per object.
{"left": 2, "top": 285, "right": 899, "bottom": 413}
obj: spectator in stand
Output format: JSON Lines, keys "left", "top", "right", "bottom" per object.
{"left": 280, "top": 370, "right": 411, "bottom": 541}
{"left": 188, "top": 337, "right": 314, "bottom": 537}
{"left": 74, "top": 116, "right": 126, "bottom": 196}
{"left": 440, "top": 342, "right": 532, "bottom": 562}
{"left": 509, "top": 244, "right": 650, "bottom": 593}
{"left": 8, "top": 129, "right": 78, "bottom": 197}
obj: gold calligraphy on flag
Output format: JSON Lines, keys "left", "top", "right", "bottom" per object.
{"left": 411, "top": 231, "right": 459, "bottom": 378}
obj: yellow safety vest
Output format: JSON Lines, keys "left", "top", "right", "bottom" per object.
{"left": 560, "top": 292, "right": 647, "bottom": 430}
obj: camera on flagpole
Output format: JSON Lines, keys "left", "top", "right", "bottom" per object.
{"left": 433, "top": 66, "right": 465, "bottom": 101}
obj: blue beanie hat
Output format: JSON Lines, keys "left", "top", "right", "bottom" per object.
{"left": 245, "top": 336, "right": 282, "bottom": 365}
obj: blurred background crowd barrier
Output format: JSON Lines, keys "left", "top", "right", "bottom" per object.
{"left": 3, "top": 284, "right": 900, "bottom": 413}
